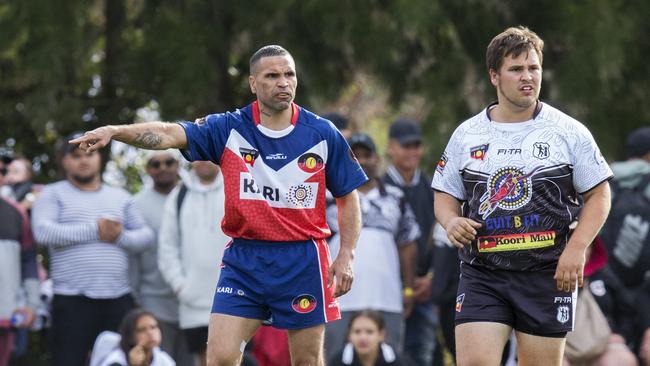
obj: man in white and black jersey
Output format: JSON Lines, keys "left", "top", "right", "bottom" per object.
{"left": 32, "top": 134, "right": 154, "bottom": 366}
{"left": 431, "top": 27, "right": 612, "bottom": 366}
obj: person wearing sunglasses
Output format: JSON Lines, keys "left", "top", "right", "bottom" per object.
{"left": 131, "top": 151, "right": 194, "bottom": 365}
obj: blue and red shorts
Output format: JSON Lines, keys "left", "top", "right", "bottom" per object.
{"left": 211, "top": 238, "right": 341, "bottom": 329}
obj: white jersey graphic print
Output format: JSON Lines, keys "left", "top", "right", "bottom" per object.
{"left": 432, "top": 102, "right": 612, "bottom": 271}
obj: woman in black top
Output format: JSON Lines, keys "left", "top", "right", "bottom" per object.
{"left": 329, "top": 310, "right": 404, "bottom": 366}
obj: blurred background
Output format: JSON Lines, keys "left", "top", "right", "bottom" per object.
{"left": 1, "top": 0, "right": 649, "bottom": 186}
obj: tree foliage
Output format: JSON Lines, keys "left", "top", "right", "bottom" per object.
{"left": 1, "top": 0, "right": 649, "bottom": 181}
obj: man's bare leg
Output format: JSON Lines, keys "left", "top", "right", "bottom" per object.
{"left": 455, "top": 322, "right": 511, "bottom": 366}
{"left": 516, "top": 330, "right": 566, "bottom": 366}
{"left": 206, "top": 314, "right": 262, "bottom": 366}
{"left": 287, "top": 324, "right": 325, "bottom": 366}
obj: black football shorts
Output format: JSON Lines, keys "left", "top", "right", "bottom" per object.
{"left": 454, "top": 261, "right": 576, "bottom": 338}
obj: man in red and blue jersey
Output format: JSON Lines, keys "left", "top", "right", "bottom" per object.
{"left": 71, "top": 45, "right": 366, "bottom": 366}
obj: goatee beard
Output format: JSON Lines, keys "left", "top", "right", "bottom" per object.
{"left": 70, "top": 174, "right": 97, "bottom": 185}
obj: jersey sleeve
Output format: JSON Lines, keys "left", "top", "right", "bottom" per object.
{"left": 571, "top": 123, "right": 613, "bottom": 194}
{"left": 177, "top": 113, "right": 230, "bottom": 164}
{"left": 431, "top": 126, "right": 466, "bottom": 200}
{"left": 324, "top": 126, "right": 368, "bottom": 197}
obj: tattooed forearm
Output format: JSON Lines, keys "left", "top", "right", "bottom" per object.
{"left": 133, "top": 131, "right": 163, "bottom": 149}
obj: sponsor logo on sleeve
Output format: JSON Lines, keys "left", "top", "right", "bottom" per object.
{"left": 477, "top": 231, "right": 556, "bottom": 252}
{"left": 470, "top": 144, "right": 489, "bottom": 160}
{"left": 292, "top": 294, "right": 317, "bottom": 314}
{"left": 436, "top": 152, "right": 448, "bottom": 174}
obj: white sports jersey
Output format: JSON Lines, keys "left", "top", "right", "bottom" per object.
{"left": 432, "top": 102, "right": 612, "bottom": 271}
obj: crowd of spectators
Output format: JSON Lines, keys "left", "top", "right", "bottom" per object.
{"left": 0, "top": 121, "right": 649, "bottom": 366}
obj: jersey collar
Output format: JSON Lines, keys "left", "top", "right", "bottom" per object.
{"left": 251, "top": 100, "right": 300, "bottom": 126}
{"left": 485, "top": 100, "right": 543, "bottom": 121}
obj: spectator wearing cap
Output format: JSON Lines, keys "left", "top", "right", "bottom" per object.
{"left": 325, "top": 133, "right": 419, "bottom": 360}
{"left": 131, "top": 151, "right": 194, "bottom": 365}
{"left": 322, "top": 112, "right": 351, "bottom": 139}
{"left": 31, "top": 132, "right": 154, "bottom": 366}
{"left": 382, "top": 119, "right": 442, "bottom": 366}
{"left": 614, "top": 126, "right": 650, "bottom": 180}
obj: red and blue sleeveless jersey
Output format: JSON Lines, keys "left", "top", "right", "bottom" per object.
{"left": 178, "top": 101, "right": 368, "bottom": 242}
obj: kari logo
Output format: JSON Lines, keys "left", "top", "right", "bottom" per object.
{"left": 292, "top": 294, "right": 317, "bottom": 314}
{"left": 194, "top": 117, "right": 207, "bottom": 125}
{"left": 217, "top": 286, "right": 233, "bottom": 294}
{"left": 557, "top": 305, "right": 570, "bottom": 324}
{"left": 436, "top": 152, "right": 448, "bottom": 174}
{"left": 470, "top": 144, "right": 489, "bottom": 160}
{"left": 240, "top": 175, "right": 281, "bottom": 202}
{"left": 240, "top": 147, "right": 259, "bottom": 166}
{"left": 478, "top": 166, "right": 542, "bottom": 219}
{"left": 533, "top": 142, "right": 550, "bottom": 159}
{"left": 455, "top": 293, "right": 465, "bottom": 313}
{"left": 286, "top": 184, "right": 316, "bottom": 208}
{"left": 298, "top": 153, "right": 324, "bottom": 173}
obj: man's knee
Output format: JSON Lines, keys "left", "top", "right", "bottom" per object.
{"left": 291, "top": 354, "right": 321, "bottom": 366}
{"left": 206, "top": 348, "right": 242, "bottom": 366}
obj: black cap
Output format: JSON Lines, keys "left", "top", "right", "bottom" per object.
{"left": 625, "top": 127, "right": 650, "bottom": 158}
{"left": 348, "top": 133, "right": 377, "bottom": 154}
{"left": 0, "top": 150, "right": 12, "bottom": 165}
{"left": 389, "top": 119, "right": 422, "bottom": 145}
{"left": 322, "top": 112, "right": 349, "bottom": 131}
{"left": 59, "top": 131, "right": 86, "bottom": 156}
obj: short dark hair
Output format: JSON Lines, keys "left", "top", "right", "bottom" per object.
{"left": 486, "top": 26, "right": 544, "bottom": 73}
{"left": 347, "top": 310, "right": 385, "bottom": 337}
{"left": 249, "top": 45, "right": 292, "bottom": 74}
{"left": 118, "top": 308, "right": 158, "bottom": 355}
